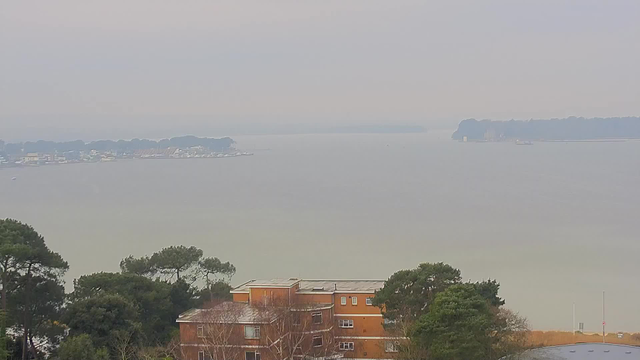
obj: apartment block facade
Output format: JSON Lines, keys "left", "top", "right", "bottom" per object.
{"left": 178, "top": 279, "right": 399, "bottom": 360}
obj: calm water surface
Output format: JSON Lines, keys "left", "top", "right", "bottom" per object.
{"left": 1, "top": 132, "right": 639, "bottom": 331}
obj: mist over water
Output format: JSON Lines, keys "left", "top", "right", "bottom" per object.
{"left": 1, "top": 131, "right": 639, "bottom": 332}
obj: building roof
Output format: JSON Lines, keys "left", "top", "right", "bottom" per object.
{"left": 177, "top": 302, "right": 278, "bottom": 324}
{"left": 246, "top": 278, "right": 301, "bottom": 288}
{"left": 520, "top": 343, "right": 640, "bottom": 360}
{"left": 230, "top": 278, "right": 300, "bottom": 293}
{"left": 298, "top": 280, "right": 385, "bottom": 293}
{"left": 231, "top": 279, "right": 385, "bottom": 294}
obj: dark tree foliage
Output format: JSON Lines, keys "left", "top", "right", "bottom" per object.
{"left": 452, "top": 117, "right": 640, "bottom": 141}
{"left": 413, "top": 284, "right": 494, "bottom": 360}
{"left": 2, "top": 136, "right": 235, "bottom": 155}
{"left": 6, "top": 336, "right": 24, "bottom": 360}
{"left": 149, "top": 246, "right": 203, "bottom": 282}
{"left": 196, "top": 281, "right": 233, "bottom": 304}
{"left": 119, "top": 256, "right": 155, "bottom": 277}
{"left": 1, "top": 221, "right": 238, "bottom": 358}
{"left": 0, "top": 311, "right": 8, "bottom": 360}
{"left": 372, "top": 262, "right": 462, "bottom": 321}
{"left": 58, "top": 334, "right": 110, "bottom": 360}
{"left": 114, "top": 246, "right": 236, "bottom": 345}
{"left": 8, "top": 275, "right": 66, "bottom": 355}
{"left": 63, "top": 294, "right": 141, "bottom": 350}
{"left": 473, "top": 279, "right": 505, "bottom": 308}
{"left": 58, "top": 334, "right": 96, "bottom": 360}
{"left": 198, "top": 257, "right": 236, "bottom": 301}
{"left": 121, "top": 246, "right": 206, "bottom": 282}
{"left": 70, "top": 272, "right": 176, "bottom": 344}
{"left": 0, "top": 219, "right": 68, "bottom": 360}
{"left": 375, "top": 263, "right": 528, "bottom": 360}
{"left": 198, "top": 257, "right": 236, "bottom": 283}
{"left": 169, "top": 279, "right": 200, "bottom": 320}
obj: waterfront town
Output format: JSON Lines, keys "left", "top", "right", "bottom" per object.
{"left": 0, "top": 136, "right": 252, "bottom": 168}
{"left": 0, "top": 147, "right": 252, "bottom": 168}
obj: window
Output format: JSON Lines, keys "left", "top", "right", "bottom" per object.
{"left": 339, "top": 342, "right": 355, "bottom": 351}
{"left": 246, "top": 351, "right": 261, "bottom": 360}
{"left": 366, "top": 297, "right": 373, "bottom": 306}
{"left": 244, "top": 325, "right": 260, "bottom": 339}
{"left": 198, "top": 351, "right": 205, "bottom": 360}
{"left": 351, "top": 296, "right": 357, "bottom": 305}
{"left": 340, "top": 296, "right": 347, "bottom": 305}
{"left": 384, "top": 318, "right": 397, "bottom": 325}
{"left": 338, "top": 319, "right": 354, "bottom": 328}
{"left": 385, "top": 341, "right": 399, "bottom": 353}
{"left": 312, "top": 335, "right": 323, "bottom": 347}
{"left": 197, "top": 325, "right": 204, "bottom": 337}
{"left": 293, "top": 313, "right": 301, "bottom": 326}
{"left": 312, "top": 312, "right": 322, "bottom": 325}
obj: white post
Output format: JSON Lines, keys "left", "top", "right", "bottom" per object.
{"left": 572, "top": 303, "right": 576, "bottom": 336}
{"left": 602, "top": 291, "right": 606, "bottom": 343}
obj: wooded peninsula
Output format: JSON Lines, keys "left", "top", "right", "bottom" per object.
{"left": 452, "top": 117, "right": 640, "bottom": 141}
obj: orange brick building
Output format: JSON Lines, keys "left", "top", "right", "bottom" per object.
{"left": 178, "top": 279, "right": 400, "bottom": 360}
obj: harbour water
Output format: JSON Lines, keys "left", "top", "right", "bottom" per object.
{"left": 1, "top": 131, "right": 639, "bottom": 331}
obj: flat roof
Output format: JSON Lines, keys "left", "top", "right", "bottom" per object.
{"left": 247, "top": 278, "right": 301, "bottom": 287}
{"left": 231, "top": 278, "right": 301, "bottom": 293}
{"left": 177, "top": 302, "right": 278, "bottom": 324}
{"left": 232, "top": 279, "right": 385, "bottom": 294}
{"left": 299, "top": 280, "right": 385, "bottom": 293}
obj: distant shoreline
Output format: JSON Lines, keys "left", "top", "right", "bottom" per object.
{"left": 0, "top": 135, "right": 252, "bottom": 169}
{"left": 540, "top": 138, "right": 640, "bottom": 142}
{"left": 452, "top": 117, "right": 640, "bottom": 142}
{"left": 0, "top": 152, "right": 253, "bottom": 170}
{"left": 460, "top": 138, "right": 640, "bottom": 143}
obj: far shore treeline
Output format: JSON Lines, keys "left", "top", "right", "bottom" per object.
{"left": 452, "top": 116, "right": 640, "bottom": 141}
{"left": 0, "top": 136, "right": 235, "bottom": 155}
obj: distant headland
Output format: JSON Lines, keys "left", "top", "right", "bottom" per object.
{"left": 0, "top": 135, "right": 251, "bottom": 168}
{"left": 452, "top": 117, "right": 640, "bottom": 142}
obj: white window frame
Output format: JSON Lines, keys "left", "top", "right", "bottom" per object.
{"left": 198, "top": 350, "right": 205, "bottom": 360}
{"left": 351, "top": 296, "right": 357, "bottom": 305}
{"left": 338, "top": 319, "right": 354, "bottom": 328}
{"left": 312, "top": 335, "right": 323, "bottom": 347}
{"left": 366, "top": 297, "right": 373, "bottom": 306}
{"left": 312, "top": 312, "right": 322, "bottom": 325}
{"left": 244, "top": 325, "right": 260, "bottom": 339}
{"left": 197, "top": 324, "right": 204, "bottom": 338}
{"left": 245, "top": 351, "right": 261, "bottom": 360}
{"left": 385, "top": 341, "right": 400, "bottom": 353}
{"left": 339, "top": 342, "right": 355, "bottom": 351}
{"left": 340, "top": 296, "right": 347, "bottom": 306}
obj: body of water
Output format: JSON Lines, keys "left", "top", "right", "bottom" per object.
{"left": 1, "top": 131, "right": 639, "bottom": 331}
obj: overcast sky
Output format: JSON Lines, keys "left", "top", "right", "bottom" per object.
{"left": 1, "top": 1, "right": 639, "bottom": 141}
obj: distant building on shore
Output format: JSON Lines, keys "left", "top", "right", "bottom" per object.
{"left": 22, "top": 153, "right": 40, "bottom": 163}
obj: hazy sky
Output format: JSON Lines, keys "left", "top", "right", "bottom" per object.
{"left": 1, "top": 1, "right": 639, "bottom": 141}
